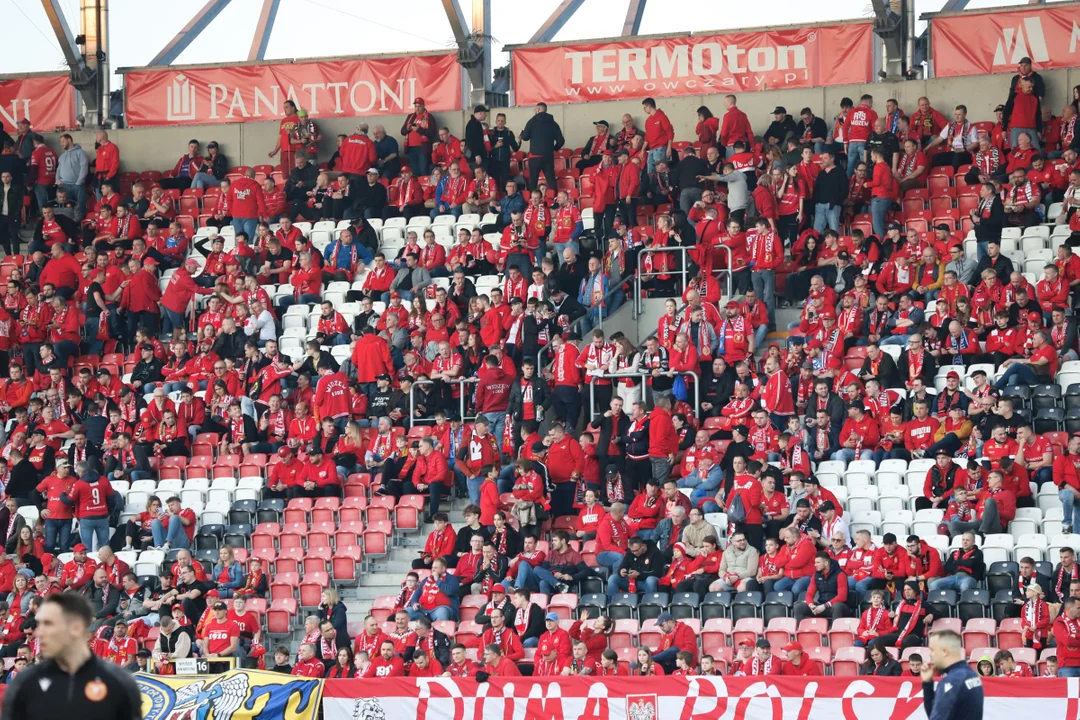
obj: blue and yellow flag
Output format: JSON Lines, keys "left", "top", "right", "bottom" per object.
{"left": 136, "top": 669, "right": 322, "bottom": 720}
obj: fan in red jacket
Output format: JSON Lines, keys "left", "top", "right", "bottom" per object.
{"left": 362, "top": 640, "right": 406, "bottom": 677}
{"left": 780, "top": 642, "right": 822, "bottom": 676}
{"left": 651, "top": 612, "right": 697, "bottom": 672}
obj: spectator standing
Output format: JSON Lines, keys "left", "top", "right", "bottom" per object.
{"left": 55, "top": 134, "right": 88, "bottom": 220}
{"left": 520, "top": 102, "right": 564, "bottom": 190}
{"left": 93, "top": 129, "right": 119, "bottom": 198}
{"left": 401, "top": 98, "right": 437, "bottom": 176}
{"left": 642, "top": 97, "right": 674, "bottom": 174}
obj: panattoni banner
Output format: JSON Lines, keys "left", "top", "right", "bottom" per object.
{"left": 122, "top": 52, "right": 462, "bottom": 128}
{"left": 509, "top": 22, "right": 875, "bottom": 106}
{"left": 931, "top": 4, "right": 1080, "bottom": 78}
{"left": 321, "top": 676, "right": 1080, "bottom": 720}
{"left": 0, "top": 74, "right": 75, "bottom": 132}
{"left": 136, "top": 669, "right": 322, "bottom": 720}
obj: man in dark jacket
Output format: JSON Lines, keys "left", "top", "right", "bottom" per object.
{"left": 487, "top": 113, "right": 519, "bottom": 188}
{"left": 973, "top": 238, "right": 1015, "bottom": 286}
{"left": 794, "top": 552, "right": 851, "bottom": 622}
{"left": 506, "top": 361, "right": 550, "bottom": 436}
{"left": 351, "top": 169, "right": 387, "bottom": 220}
{"left": 589, "top": 398, "right": 631, "bottom": 476}
{"left": 931, "top": 531, "right": 985, "bottom": 594}
{"left": 763, "top": 107, "right": 797, "bottom": 147}
{"left": 129, "top": 344, "right": 164, "bottom": 392}
{"left": 0, "top": 169, "right": 24, "bottom": 255}
{"left": 795, "top": 108, "right": 830, "bottom": 153}
{"left": 464, "top": 105, "right": 491, "bottom": 169}
{"left": 520, "top": 103, "right": 564, "bottom": 190}
{"left": 285, "top": 153, "right": 319, "bottom": 210}
{"left": 671, "top": 147, "right": 708, "bottom": 213}
{"left": 608, "top": 536, "right": 663, "bottom": 596}
{"left": 812, "top": 151, "right": 847, "bottom": 233}
{"left": 971, "top": 183, "right": 1006, "bottom": 260}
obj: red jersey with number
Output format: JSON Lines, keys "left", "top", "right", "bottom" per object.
{"left": 202, "top": 617, "right": 239, "bottom": 655}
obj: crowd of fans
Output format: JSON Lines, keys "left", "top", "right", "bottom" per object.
{"left": 0, "top": 54, "right": 1077, "bottom": 682}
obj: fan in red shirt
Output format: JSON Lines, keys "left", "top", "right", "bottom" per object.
{"left": 199, "top": 602, "right": 241, "bottom": 658}
{"left": 363, "top": 640, "right": 406, "bottom": 677}
{"left": 100, "top": 620, "right": 139, "bottom": 667}
{"left": 292, "top": 643, "right": 326, "bottom": 678}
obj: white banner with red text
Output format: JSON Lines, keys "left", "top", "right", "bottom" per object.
{"left": 121, "top": 53, "right": 462, "bottom": 127}
{"left": 509, "top": 22, "right": 875, "bottom": 106}
{"left": 321, "top": 676, "right": 1080, "bottom": 720}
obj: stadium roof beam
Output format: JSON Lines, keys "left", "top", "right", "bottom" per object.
{"left": 529, "top": 0, "right": 586, "bottom": 44}
{"left": 248, "top": 0, "right": 281, "bottom": 62}
{"left": 442, "top": 0, "right": 494, "bottom": 101}
{"left": 40, "top": 0, "right": 88, "bottom": 79}
{"left": 870, "top": 0, "right": 906, "bottom": 78}
{"left": 939, "top": 0, "right": 969, "bottom": 10}
{"left": 622, "top": 0, "right": 646, "bottom": 36}
{"left": 148, "top": 0, "right": 233, "bottom": 66}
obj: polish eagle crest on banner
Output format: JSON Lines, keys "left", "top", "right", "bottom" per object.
{"left": 626, "top": 694, "right": 658, "bottom": 720}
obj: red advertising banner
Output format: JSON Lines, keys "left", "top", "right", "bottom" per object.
{"left": 122, "top": 53, "right": 462, "bottom": 128}
{"left": 931, "top": 4, "right": 1080, "bottom": 78}
{"left": 322, "top": 675, "right": 1076, "bottom": 720}
{"left": 509, "top": 22, "right": 875, "bottom": 106}
{"left": 0, "top": 74, "right": 75, "bottom": 133}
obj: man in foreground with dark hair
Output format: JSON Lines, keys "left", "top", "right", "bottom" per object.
{"left": 2, "top": 592, "right": 141, "bottom": 719}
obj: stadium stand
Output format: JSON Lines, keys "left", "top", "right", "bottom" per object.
{"left": 0, "top": 52, "right": 1078, "bottom": 685}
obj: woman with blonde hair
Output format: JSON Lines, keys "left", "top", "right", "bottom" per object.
{"left": 213, "top": 545, "right": 244, "bottom": 599}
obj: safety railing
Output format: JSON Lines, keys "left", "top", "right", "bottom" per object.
{"left": 584, "top": 370, "right": 700, "bottom": 423}
{"left": 407, "top": 376, "right": 480, "bottom": 425}
{"left": 633, "top": 244, "right": 733, "bottom": 316}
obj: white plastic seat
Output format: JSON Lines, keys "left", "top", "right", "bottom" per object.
{"left": 1016, "top": 533, "right": 1048, "bottom": 550}
{"left": 879, "top": 459, "right": 908, "bottom": 474}
{"left": 815, "top": 460, "right": 847, "bottom": 476}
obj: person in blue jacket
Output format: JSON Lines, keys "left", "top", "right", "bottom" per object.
{"left": 922, "top": 629, "right": 984, "bottom": 720}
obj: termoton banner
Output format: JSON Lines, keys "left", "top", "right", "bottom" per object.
{"left": 121, "top": 53, "right": 462, "bottom": 128}
{"left": 321, "top": 675, "right": 1080, "bottom": 720}
{"left": 931, "top": 3, "right": 1080, "bottom": 77}
{"left": 509, "top": 22, "right": 875, "bottom": 106}
{"left": 0, "top": 74, "right": 75, "bottom": 132}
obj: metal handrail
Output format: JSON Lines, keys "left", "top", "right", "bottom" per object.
{"left": 407, "top": 376, "right": 480, "bottom": 424}
{"left": 633, "top": 244, "right": 734, "bottom": 316}
{"left": 584, "top": 369, "right": 701, "bottom": 423}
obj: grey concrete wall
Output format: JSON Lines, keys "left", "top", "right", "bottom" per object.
{"left": 38, "top": 67, "right": 1080, "bottom": 174}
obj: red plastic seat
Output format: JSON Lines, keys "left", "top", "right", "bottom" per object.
{"left": 963, "top": 618, "right": 996, "bottom": 651}
{"left": 796, "top": 618, "right": 828, "bottom": 648}
{"left": 832, "top": 646, "right": 866, "bottom": 676}
{"left": 828, "top": 617, "right": 858, "bottom": 650}
{"left": 997, "top": 618, "right": 1024, "bottom": 650}
{"left": 267, "top": 598, "right": 298, "bottom": 634}
{"left": 299, "top": 571, "right": 329, "bottom": 606}
{"left": 702, "top": 618, "right": 732, "bottom": 657}
{"left": 732, "top": 617, "right": 763, "bottom": 648}
{"left": 765, "top": 617, "right": 796, "bottom": 648}
{"left": 332, "top": 545, "right": 363, "bottom": 583}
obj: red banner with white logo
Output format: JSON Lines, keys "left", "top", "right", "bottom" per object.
{"left": 931, "top": 4, "right": 1080, "bottom": 78}
{"left": 509, "top": 22, "right": 875, "bottom": 106}
{"left": 322, "top": 676, "right": 1076, "bottom": 720}
{"left": 0, "top": 74, "right": 75, "bottom": 133}
{"left": 122, "top": 53, "right": 462, "bottom": 128}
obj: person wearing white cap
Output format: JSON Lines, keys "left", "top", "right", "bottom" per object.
{"left": 351, "top": 168, "right": 387, "bottom": 220}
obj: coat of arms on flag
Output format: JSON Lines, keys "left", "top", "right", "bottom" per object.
{"left": 626, "top": 694, "right": 658, "bottom": 720}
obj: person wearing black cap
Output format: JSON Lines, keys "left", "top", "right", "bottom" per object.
{"left": 576, "top": 121, "right": 611, "bottom": 171}
{"left": 1008, "top": 56, "right": 1045, "bottom": 104}
{"left": 464, "top": 105, "right": 491, "bottom": 169}
{"left": 764, "top": 107, "right": 796, "bottom": 148}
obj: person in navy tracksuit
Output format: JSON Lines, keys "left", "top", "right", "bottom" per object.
{"left": 922, "top": 629, "right": 984, "bottom": 720}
